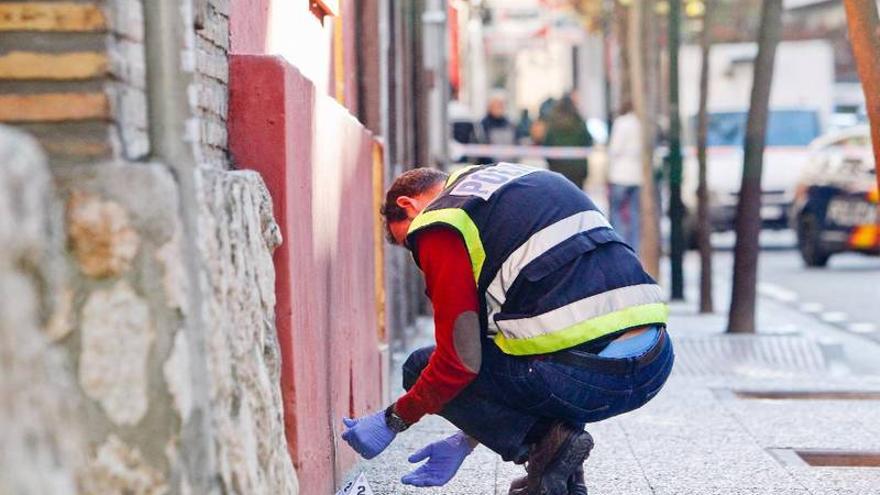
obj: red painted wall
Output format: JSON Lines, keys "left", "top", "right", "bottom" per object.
{"left": 229, "top": 0, "right": 270, "bottom": 54}
{"left": 229, "top": 55, "right": 385, "bottom": 495}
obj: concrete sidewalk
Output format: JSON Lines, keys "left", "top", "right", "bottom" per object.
{"left": 356, "top": 294, "right": 880, "bottom": 495}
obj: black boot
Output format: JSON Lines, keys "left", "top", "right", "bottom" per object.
{"left": 567, "top": 465, "right": 588, "bottom": 495}
{"left": 536, "top": 427, "right": 592, "bottom": 495}
{"left": 509, "top": 467, "right": 588, "bottom": 495}
{"left": 508, "top": 474, "right": 528, "bottom": 495}
{"left": 513, "top": 423, "right": 594, "bottom": 495}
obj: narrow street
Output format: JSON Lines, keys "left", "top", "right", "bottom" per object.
{"left": 759, "top": 250, "right": 880, "bottom": 335}
{"left": 706, "top": 231, "right": 880, "bottom": 341}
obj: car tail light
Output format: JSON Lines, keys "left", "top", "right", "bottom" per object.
{"left": 849, "top": 225, "right": 880, "bottom": 249}
{"left": 868, "top": 188, "right": 879, "bottom": 204}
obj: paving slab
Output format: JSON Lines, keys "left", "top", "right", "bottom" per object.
{"left": 721, "top": 397, "right": 880, "bottom": 450}
{"left": 574, "top": 420, "right": 655, "bottom": 495}
{"left": 785, "top": 465, "right": 880, "bottom": 495}
{"left": 358, "top": 415, "right": 498, "bottom": 495}
{"left": 615, "top": 376, "right": 812, "bottom": 495}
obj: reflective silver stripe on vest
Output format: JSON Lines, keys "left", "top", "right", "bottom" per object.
{"left": 486, "top": 210, "right": 610, "bottom": 307}
{"left": 495, "top": 284, "right": 665, "bottom": 339}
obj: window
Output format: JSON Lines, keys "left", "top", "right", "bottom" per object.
{"left": 700, "top": 110, "right": 821, "bottom": 147}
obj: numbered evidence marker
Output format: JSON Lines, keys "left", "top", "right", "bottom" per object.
{"left": 334, "top": 472, "right": 375, "bottom": 495}
{"left": 448, "top": 162, "right": 539, "bottom": 201}
{"left": 333, "top": 478, "right": 353, "bottom": 495}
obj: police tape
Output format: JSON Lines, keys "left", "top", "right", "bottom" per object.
{"left": 450, "top": 142, "right": 595, "bottom": 160}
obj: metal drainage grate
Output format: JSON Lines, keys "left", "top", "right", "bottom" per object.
{"left": 770, "top": 449, "right": 880, "bottom": 468}
{"left": 673, "top": 335, "right": 827, "bottom": 377}
{"left": 734, "top": 390, "right": 880, "bottom": 401}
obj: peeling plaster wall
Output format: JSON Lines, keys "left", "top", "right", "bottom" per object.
{"left": 0, "top": 142, "right": 298, "bottom": 494}
{"left": 196, "top": 169, "right": 297, "bottom": 494}
{"left": 0, "top": 127, "right": 86, "bottom": 495}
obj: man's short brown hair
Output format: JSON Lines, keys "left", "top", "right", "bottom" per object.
{"left": 380, "top": 168, "right": 448, "bottom": 243}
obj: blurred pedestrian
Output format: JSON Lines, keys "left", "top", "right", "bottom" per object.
{"left": 477, "top": 93, "right": 516, "bottom": 164}
{"left": 530, "top": 119, "right": 547, "bottom": 145}
{"left": 518, "top": 118, "right": 550, "bottom": 168}
{"left": 544, "top": 93, "right": 593, "bottom": 187}
{"left": 607, "top": 101, "right": 643, "bottom": 253}
{"left": 449, "top": 100, "right": 480, "bottom": 163}
{"left": 538, "top": 97, "right": 557, "bottom": 120}
{"left": 515, "top": 109, "right": 533, "bottom": 144}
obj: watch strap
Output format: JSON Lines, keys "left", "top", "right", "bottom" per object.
{"left": 385, "top": 404, "right": 410, "bottom": 432}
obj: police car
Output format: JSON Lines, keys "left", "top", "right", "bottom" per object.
{"left": 791, "top": 125, "right": 879, "bottom": 267}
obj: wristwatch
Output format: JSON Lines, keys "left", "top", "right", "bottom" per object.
{"left": 384, "top": 404, "right": 411, "bottom": 433}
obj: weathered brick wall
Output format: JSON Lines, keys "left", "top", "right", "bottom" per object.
{"left": 0, "top": 0, "right": 150, "bottom": 162}
{"left": 0, "top": 0, "right": 299, "bottom": 493}
{"left": 195, "top": 0, "right": 231, "bottom": 168}
{"left": 0, "top": 0, "right": 231, "bottom": 167}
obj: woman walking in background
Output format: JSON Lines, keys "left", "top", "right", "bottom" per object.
{"left": 606, "top": 101, "right": 643, "bottom": 253}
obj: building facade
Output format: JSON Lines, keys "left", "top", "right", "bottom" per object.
{"left": 0, "top": 0, "right": 441, "bottom": 494}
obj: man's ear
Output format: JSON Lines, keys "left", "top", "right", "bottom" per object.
{"left": 395, "top": 195, "right": 417, "bottom": 211}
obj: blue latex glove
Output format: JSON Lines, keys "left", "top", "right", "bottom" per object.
{"left": 341, "top": 411, "right": 396, "bottom": 460}
{"left": 401, "top": 431, "right": 475, "bottom": 487}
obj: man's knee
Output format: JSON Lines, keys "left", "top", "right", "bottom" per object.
{"left": 401, "top": 346, "right": 434, "bottom": 391}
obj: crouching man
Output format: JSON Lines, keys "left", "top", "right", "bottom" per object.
{"left": 342, "top": 163, "right": 674, "bottom": 494}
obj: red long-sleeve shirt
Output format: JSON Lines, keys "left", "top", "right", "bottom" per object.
{"left": 394, "top": 227, "right": 481, "bottom": 424}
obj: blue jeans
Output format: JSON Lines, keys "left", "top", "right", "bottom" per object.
{"left": 608, "top": 184, "right": 641, "bottom": 254}
{"left": 402, "top": 327, "right": 674, "bottom": 462}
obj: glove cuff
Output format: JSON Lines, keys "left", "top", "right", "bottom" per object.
{"left": 450, "top": 431, "right": 476, "bottom": 454}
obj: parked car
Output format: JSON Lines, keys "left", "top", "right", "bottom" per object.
{"left": 683, "top": 108, "right": 823, "bottom": 237}
{"left": 791, "top": 125, "right": 879, "bottom": 267}
{"left": 680, "top": 40, "right": 833, "bottom": 239}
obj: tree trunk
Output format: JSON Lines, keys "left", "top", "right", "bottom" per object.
{"left": 644, "top": 0, "right": 661, "bottom": 280}
{"left": 667, "top": 0, "right": 685, "bottom": 301}
{"left": 842, "top": 0, "right": 880, "bottom": 193}
{"left": 727, "top": 0, "right": 783, "bottom": 333}
{"left": 616, "top": 1, "right": 632, "bottom": 113}
{"left": 629, "top": 0, "right": 661, "bottom": 279}
{"left": 696, "top": 0, "right": 714, "bottom": 314}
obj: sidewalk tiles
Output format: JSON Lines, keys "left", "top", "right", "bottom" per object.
{"left": 354, "top": 296, "right": 880, "bottom": 495}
